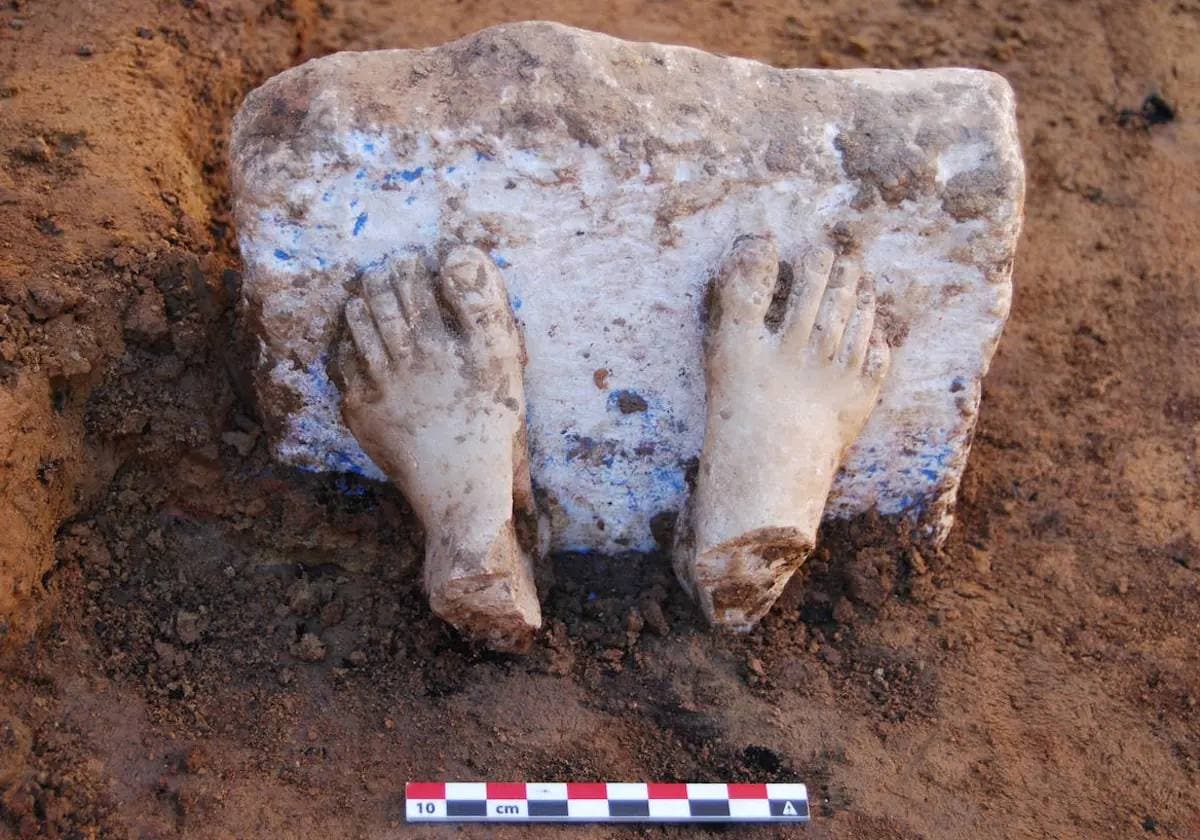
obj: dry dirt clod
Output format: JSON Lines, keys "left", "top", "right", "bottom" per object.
{"left": 183, "top": 747, "right": 208, "bottom": 775}
{"left": 846, "top": 34, "right": 873, "bottom": 56}
{"left": 219, "top": 431, "right": 257, "bottom": 457}
{"left": 833, "top": 596, "right": 857, "bottom": 625}
{"left": 123, "top": 289, "right": 170, "bottom": 345}
{"left": 846, "top": 547, "right": 895, "bottom": 608}
{"left": 746, "top": 655, "right": 766, "bottom": 678}
{"left": 13, "top": 137, "right": 51, "bottom": 163}
{"left": 285, "top": 579, "right": 320, "bottom": 616}
{"left": 318, "top": 598, "right": 345, "bottom": 628}
{"left": 290, "top": 633, "right": 327, "bottom": 663}
{"left": 637, "top": 595, "right": 669, "bottom": 636}
{"left": 175, "top": 610, "right": 202, "bottom": 645}
{"left": 624, "top": 606, "right": 644, "bottom": 646}
{"left": 909, "top": 547, "right": 929, "bottom": 575}
{"left": 0, "top": 716, "right": 32, "bottom": 788}
{"left": 21, "top": 276, "right": 78, "bottom": 320}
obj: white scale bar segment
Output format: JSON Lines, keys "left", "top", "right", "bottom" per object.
{"left": 686, "top": 783, "right": 729, "bottom": 800}
{"left": 730, "top": 799, "right": 771, "bottom": 819}
{"left": 648, "top": 799, "right": 691, "bottom": 819}
{"left": 445, "top": 782, "right": 487, "bottom": 800}
{"left": 567, "top": 799, "right": 610, "bottom": 819}
{"left": 606, "top": 783, "right": 647, "bottom": 799}
{"left": 526, "top": 783, "right": 568, "bottom": 800}
{"left": 767, "top": 783, "right": 808, "bottom": 801}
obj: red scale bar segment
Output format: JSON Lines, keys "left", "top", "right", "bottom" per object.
{"left": 647, "top": 783, "right": 689, "bottom": 799}
{"left": 566, "top": 782, "right": 608, "bottom": 799}
{"left": 486, "top": 783, "right": 527, "bottom": 800}
{"left": 727, "top": 783, "right": 768, "bottom": 799}
{"left": 406, "top": 782, "right": 445, "bottom": 799}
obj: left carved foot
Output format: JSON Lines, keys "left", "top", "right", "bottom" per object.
{"left": 339, "top": 245, "right": 542, "bottom": 652}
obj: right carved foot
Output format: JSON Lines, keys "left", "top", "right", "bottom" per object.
{"left": 338, "top": 246, "right": 542, "bottom": 653}
{"left": 675, "top": 233, "right": 890, "bottom": 630}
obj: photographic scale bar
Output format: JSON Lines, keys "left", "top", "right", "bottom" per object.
{"left": 406, "top": 782, "right": 809, "bottom": 824}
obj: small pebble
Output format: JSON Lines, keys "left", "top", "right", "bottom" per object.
{"left": 637, "top": 597, "right": 669, "bottom": 636}
{"left": 746, "top": 655, "right": 765, "bottom": 678}
{"left": 175, "top": 610, "right": 201, "bottom": 645}
{"left": 832, "top": 597, "right": 856, "bottom": 625}
{"left": 15, "top": 136, "right": 51, "bottom": 163}
{"left": 819, "top": 646, "right": 843, "bottom": 667}
{"left": 221, "top": 430, "right": 258, "bottom": 457}
{"left": 291, "top": 632, "right": 327, "bottom": 663}
{"left": 625, "top": 607, "right": 644, "bottom": 636}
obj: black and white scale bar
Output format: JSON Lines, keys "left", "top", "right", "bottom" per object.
{"left": 405, "top": 782, "right": 809, "bottom": 823}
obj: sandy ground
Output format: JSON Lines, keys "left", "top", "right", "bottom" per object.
{"left": 0, "top": 1, "right": 1198, "bottom": 838}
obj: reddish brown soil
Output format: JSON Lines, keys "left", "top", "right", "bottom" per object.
{"left": 1, "top": 1, "right": 1198, "bottom": 838}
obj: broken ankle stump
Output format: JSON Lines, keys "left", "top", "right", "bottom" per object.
{"left": 230, "top": 22, "right": 1024, "bottom": 563}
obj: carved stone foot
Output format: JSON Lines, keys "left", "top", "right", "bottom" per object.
{"left": 339, "top": 245, "right": 541, "bottom": 652}
{"left": 675, "top": 233, "right": 890, "bottom": 630}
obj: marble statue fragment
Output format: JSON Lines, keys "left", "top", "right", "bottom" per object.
{"left": 230, "top": 22, "right": 1024, "bottom": 647}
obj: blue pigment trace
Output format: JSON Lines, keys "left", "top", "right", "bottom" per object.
{"left": 292, "top": 355, "right": 381, "bottom": 481}
{"left": 360, "top": 253, "right": 391, "bottom": 274}
{"left": 651, "top": 466, "right": 686, "bottom": 494}
{"left": 353, "top": 212, "right": 368, "bottom": 236}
